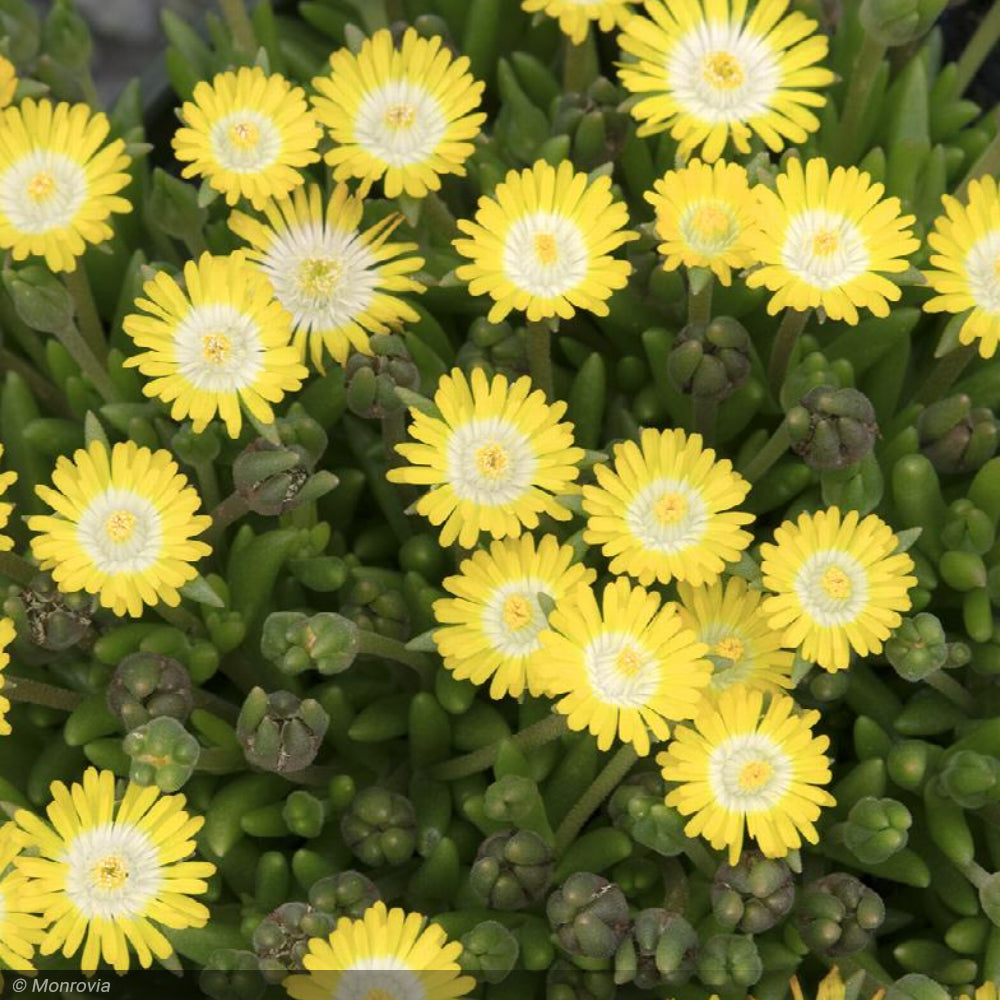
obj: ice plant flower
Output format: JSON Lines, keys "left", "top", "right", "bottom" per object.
{"left": 172, "top": 66, "right": 321, "bottom": 210}
{"left": 646, "top": 159, "right": 757, "bottom": 285}
{"left": 0, "top": 99, "right": 131, "bottom": 272}
{"left": 284, "top": 902, "right": 474, "bottom": 1000}
{"left": 0, "top": 824, "right": 45, "bottom": 970}
{"left": 791, "top": 967, "right": 885, "bottom": 1000}
{"left": 433, "top": 533, "right": 596, "bottom": 700}
{"left": 923, "top": 176, "right": 1000, "bottom": 359}
{"left": 123, "top": 252, "right": 308, "bottom": 439}
{"left": 658, "top": 685, "right": 835, "bottom": 863}
{"left": 229, "top": 183, "right": 426, "bottom": 370}
{"left": 760, "top": 507, "right": 917, "bottom": 673}
{"left": 745, "top": 157, "right": 920, "bottom": 323}
{"left": 0, "top": 443, "right": 16, "bottom": 551}
{"left": 522, "top": 0, "right": 634, "bottom": 44}
{"left": 959, "top": 986, "right": 999, "bottom": 1000}
{"left": 617, "top": 0, "right": 835, "bottom": 161}
{"left": 673, "top": 577, "right": 794, "bottom": 700}
{"left": 311, "top": 28, "right": 486, "bottom": 199}
{"left": 583, "top": 428, "right": 753, "bottom": 587}
{"left": 454, "top": 159, "right": 636, "bottom": 323}
{"left": 14, "top": 767, "right": 215, "bottom": 973}
{"left": 0, "top": 55, "right": 16, "bottom": 108}
{"left": 535, "top": 577, "right": 711, "bottom": 756}
{"left": 0, "top": 616, "right": 13, "bottom": 736}
{"left": 388, "top": 367, "right": 584, "bottom": 549}
{"left": 27, "top": 441, "right": 212, "bottom": 618}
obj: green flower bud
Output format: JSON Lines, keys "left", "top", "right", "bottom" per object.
{"left": 275, "top": 403, "right": 329, "bottom": 467}
{"left": 344, "top": 334, "right": 421, "bottom": 419}
{"left": 919, "top": 395, "right": 999, "bottom": 476}
{"left": 860, "top": 0, "right": 947, "bottom": 45}
{"left": 788, "top": 386, "right": 878, "bottom": 471}
{"left": 547, "top": 872, "right": 631, "bottom": 960}
{"left": 939, "top": 751, "right": 1000, "bottom": 809}
{"left": 458, "top": 920, "right": 519, "bottom": 984}
{"left": 885, "top": 975, "right": 951, "bottom": 1000}
{"left": 308, "top": 871, "right": 380, "bottom": 919}
{"left": 261, "top": 611, "right": 360, "bottom": 677}
{"left": 942, "top": 498, "right": 997, "bottom": 556}
{"left": 885, "top": 614, "right": 948, "bottom": 681}
{"left": 887, "top": 740, "right": 941, "bottom": 792}
{"left": 233, "top": 440, "right": 337, "bottom": 516}
{"left": 547, "top": 959, "right": 616, "bottom": 1000}
{"left": 16, "top": 575, "right": 95, "bottom": 651}
{"left": 340, "top": 576, "right": 410, "bottom": 642}
{"left": 341, "top": 787, "right": 417, "bottom": 867}
{"left": 469, "top": 829, "right": 553, "bottom": 909}
{"left": 668, "top": 317, "right": 751, "bottom": 401}
{"left": 780, "top": 351, "right": 852, "bottom": 411}
{"left": 122, "top": 716, "right": 200, "bottom": 792}
{"left": 236, "top": 687, "right": 329, "bottom": 774}
{"left": 282, "top": 790, "right": 326, "bottom": 839}
{"left": 608, "top": 772, "right": 689, "bottom": 857}
{"left": 107, "top": 651, "right": 193, "bottom": 730}
{"left": 252, "top": 902, "right": 334, "bottom": 981}
{"left": 696, "top": 933, "right": 763, "bottom": 990}
{"left": 712, "top": 850, "right": 796, "bottom": 933}
{"left": 614, "top": 909, "right": 698, "bottom": 989}
{"left": 200, "top": 950, "right": 264, "bottom": 1000}
{"left": 843, "top": 796, "right": 912, "bottom": 864}
{"left": 797, "top": 873, "right": 885, "bottom": 957}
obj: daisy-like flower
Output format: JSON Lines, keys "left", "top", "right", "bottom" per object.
{"left": 760, "top": 507, "right": 916, "bottom": 673}
{"left": 583, "top": 427, "right": 753, "bottom": 587}
{"left": 646, "top": 159, "right": 756, "bottom": 285}
{"left": 0, "top": 443, "right": 17, "bottom": 551}
{"left": 388, "top": 367, "right": 584, "bottom": 549}
{"left": 658, "top": 685, "right": 836, "bottom": 863}
{"left": 172, "top": 66, "right": 321, "bottom": 210}
{"left": 617, "top": 0, "right": 835, "bottom": 161}
{"left": 924, "top": 176, "right": 1000, "bottom": 359}
{"left": 454, "top": 159, "right": 636, "bottom": 323}
{"left": 285, "top": 902, "right": 474, "bottom": 1000}
{"left": 433, "top": 533, "right": 596, "bottom": 700}
{"left": 14, "top": 767, "right": 215, "bottom": 973}
{"left": 0, "top": 823, "right": 46, "bottom": 970}
{"left": 0, "top": 99, "right": 131, "bottom": 272}
{"left": 959, "top": 986, "right": 999, "bottom": 1000}
{"left": 311, "top": 28, "right": 486, "bottom": 199}
{"left": 0, "top": 55, "right": 16, "bottom": 109}
{"left": 674, "top": 577, "right": 794, "bottom": 700}
{"left": 522, "top": 0, "right": 634, "bottom": 45}
{"left": 792, "top": 968, "right": 885, "bottom": 1000}
{"left": 27, "top": 441, "right": 212, "bottom": 618}
{"left": 745, "top": 157, "right": 920, "bottom": 323}
{"left": 536, "top": 577, "right": 711, "bottom": 756}
{"left": 0, "top": 617, "right": 14, "bottom": 736}
{"left": 229, "top": 183, "right": 426, "bottom": 370}
{"left": 123, "top": 252, "right": 307, "bottom": 439}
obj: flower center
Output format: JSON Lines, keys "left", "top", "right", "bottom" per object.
{"left": 228, "top": 121, "right": 260, "bottom": 149}
{"left": 714, "top": 636, "right": 745, "bottom": 661}
{"left": 534, "top": 233, "right": 559, "bottom": 265}
{"left": 104, "top": 510, "right": 137, "bottom": 544}
{"left": 27, "top": 171, "right": 56, "bottom": 201}
{"left": 738, "top": 760, "right": 773, "bottom": 790}
{"left": 994, "top": 256, "right": 1000, "bottom": 282}
{"left": 297, "top": 256, "right": 344, "bottom": 297}
{"left": 691, "top": 205, "right": 732, "bottom": 240}
{"left": 201, "top": 333, "right": 232, "bottom": 365}
{"left": 821, "top": 566, "right": 852, "bottom": 601}
{"left": 91, "top": 854, "right": 129, "bottom": 891}
{"left": 614, "top": 646, "right": 643, "bottom": 678}
{"left": 812, "top": 229, "right": 840, "bottom": 257}
{"left": 382, "top": 103, "right": 416, "bottom": 131}
{"left": 703, "top": 51, "right": 745, "bottom": 90}
{"left": 364, "top": 991, "right": 394, "bottom": 1000}
{"left": 475, "top": 443, "right": 510, "bottom": 480}
{"left": 502, "top": 594, "right": 533, "bottom": 630}
{"left": 654, "top": 492, "right": 688, "bottom": 525}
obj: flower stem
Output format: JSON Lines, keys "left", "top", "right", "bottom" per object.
{"left": 526, "top": 320, "right": 554, "bottom": 398}
{"left": 218, "top": 0, "right": 257, "bottom": 55}
{"left": 925, "top": 670, "right": 977, "bottom": 716}
{"left": 357, "top": 630, "right": 435, "bottom": 685}
{"left": 382, "top": 409, "right": 407, "bottom": 472}
{"left": 691, "top": 395, "right": 718, "bottom": 446}
{"left": 955, "top": 0, "right": 1000, "bottom": 95}
{"left": 156, "top": 601, "right": 206, "bottom": 636}
{"left": 740, "top": 419, "right": 792, "bottom": 483}
{"left": 687, "top": 273, "right": 713, "bottom": 325}
{"left": 205, "top": 492, "right": 251, "bottom": 546}
{"left": 55, "top": 322, "right": 119, "bottom": 404}
{"left": 563, "top": 30, "right": 599, "bottom": 94}
{"left": 836, "top": 33, "right": 886, "bottom": 164}
{"left": 0, "top": 551, "right": 37, "bottom": 587}
{"left": 684, "top": 838, "right": 719, "bottom": 879}
{"left": 767, "top": 308, "right": 810, "bottom": 397}
{"left": 63, "top": 266, "right": 106, "bottom": 362}
{"left": 956, "top": 113, "right": 1000, "bottom": 201}
{"left": 430, "top": 714, "right": 568, "bottom": 781}
{"left": 913, "top": 343, "right": 977, "bottom": 404}
{"left": 5, "top": 675, "right": 84, "bottom": 711}
{"left": 554, "top": 743, "right": 638, "bottom": 856}
{"left": 193, "top": 460, "right": 221, "bottom": 512}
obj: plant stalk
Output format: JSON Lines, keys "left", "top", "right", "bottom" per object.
{"left": 0, "top": 551, "right": 37, "bottom": 587}
{"left": 526, "top": 320, "right": 554, "bottom": 398}
{"left": 740, "top": 419, "right": 793, "bottom": 483}
{"left": 691, "top": 395, "right": 718, "bottom": 445}
{"left": 767, "top": 308, "right": 810, "bottom": 397}
{"left": 358, "top": 630, "right": 435, "bottom": 685}
{"left": 63, "top": 266, "right": 106, "bottom": 362}
{"left": 5, "top": 676, "right": 84, "bottom": 712}
{"left": 955, "top": 0, "right": 1000, "bottom": 96}
{"left": 55, "top": 322, "right": 119, "bottom": 404}
{"left": 205, "top": 492, "right": 252, "bottom": 546}
{"left": 913, "top": 343, "right": 977, "bottom": 404}
{"left": 687, "top": 273, "right": 713, "bottom": 325}
{"left": 836, "top": 34, "right": 886, "bottom": 164}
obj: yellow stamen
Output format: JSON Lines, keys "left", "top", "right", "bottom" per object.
{"left": 202, "top": 333, "right": 232, "bottom": 365}
{"left": 738, "top": 760, "right": 773, "bottom": 790}
{"left": 690, "top": 204, "right": 734, "bottom": 242}
{"left": 714, "top": 636, "right": 745, "bottom": 661}
{"left": 534, "top": 233, "right": 559, "bottom": 265}
{"left": 91, "top": 855, "right": 129, "bottom": 891}
{"left": 27, "top": 172, "right": 56, "bottom": 201}
{"left": 475, "top": 443, "right": 510, "bottom": 480}
{"left": 502, "top": 594, "right": 533, "bottom": 631}
{"left": 820, "top": 566, "right": 852, "bottom": 601}
{"left": 702, "top": 51, "right": 745, "bottom": 90}
{"left": 993, "top": 256, "right": 1000, "bottom": 281}
{"left": 228, "top": 121, "right": 260, "bottom": 149}
{"left": 614, "top": 647, "right": 642, "bottom": 678}
{"left": 297, "top": 257, "right": 343, "bottom": 296}
{"left": 811, "top": 230, "right": 840, "bottom": 257}
{"left": 363, "top": 991, "right": 395, "bottom": 1000}
{"left": 104, "top": 510, "right": 137, "bottom": 544}
{"left": 383, "top": 104, "right": 416, "bottom": 131}
{"left": 654, "top": 492, "right": 688, "bottom": 525}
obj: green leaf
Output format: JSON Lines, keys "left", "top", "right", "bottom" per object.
{"left": 83, "top": 411, "right": 108, "bottom": 450}
{"left": 405, "top": 629, "right": 439, "bottom": 653}
{"left": 180, "top": 574, "right": 226, "bottom": 608}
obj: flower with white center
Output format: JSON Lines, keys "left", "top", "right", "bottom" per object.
{"left": 0, "top": 99, "right": 131, "bottom": 272}
{"left": 311, "top": 29, "right": 486, "bottom": 199}
{"left": 27, "top": 441, "right": 212, "bottom": 618}
{"left": 618, "top": 0, "right": 835, "bottom": 161}
{"left": 658, "top": 686, "right": 836, "bottom": 863}
{"left": 760, "top": 507, "right": 916, "bottom": 673}
{"left": 123, "top": 252, "right": 307, "bottom": 439}
{"left": 230, "top": 183, "right": 426, "bottom": 370}
{"left": 14, "top": 767, "right": 215, "bottom": 972}
{"left": 388, "top": 367, "right": 584, "bottom": 549}
{"left": 583, "top": 427, "right": 753, "bottom": 588}
{"left": 924, "top": 175, "right": 1000, "bottom": 359}
{"left": 433, "top": 533, "right": 596, "bottom": 700}
{"left": 521, "top": 0, "right": 634, "bottom": 45}
{"left": 454, "top": 159, "right": 636, "bottom": 323}
{"left": 284, "top": 902, "right": 474, "bottom": 1000}
{"left": 745, "top": 157, "right": 920, "bottom": 323}
{"left": 172, "top": 66, "right": 321, "bottom": 210}
{"left": 535, "top": 577, "right": 711, "bottom": 755}
{"left": 0, "top": 822, "right": 45, "bottom": 970}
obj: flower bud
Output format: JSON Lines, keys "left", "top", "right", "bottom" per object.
{"left": 308, "top": 871, "right": 380, "bottom": 919}
{"left": 696, "top": 933, "right": 763, "bottom": 990}
{"left": 918, "top": 395, "right": 999, "bottom": 475}
{"left": 942, "top": 498, "right": 996, "bottom": 555}
{"left": 199, "top": 950, "right": 264, "bottom": 1000}
{"left": 885, "top": 614, "right": 948, "bottom": 681}
{"left": 712, "top": 850, "right": 796, "bottom": 934}
{"left": 122, "top": 716, "right": 200, "bottom": 792}
{"left": 261, "top": 611, "right": 360, "bottom": 677}
{"left": 17, "top": 576, "right": 94, "bottom": 651}
{"left": 340, "top": 787, "right": 417, "bottom": 867}
{"left": 788, "top": 386, "right": 878, "bottom": 471}
{"left": 107, "top": 651, "right": 193, "bottom": 730}
{"left": 797, "top": 873, "right": 885, "bottom": 956}
{"left": 275, "top": 403, "right": 329, "bottom": 467}
{"left": 614, "top": 909, "right": 698, "bottom": 989}
{"left": 344, "top": 334, "right": 421, "bottom": 419}
{"left": 469, "top": 829, "right": 553, "bottom": 910}
{"left": 282, "top": 790, "right": 326, "bottom": 839}
{"left": 938, "top": 751, "right": 1000, "bottom": 809}
{"left": 780, "top": 351, "right": 852, "bottom": 411}
{"left": 547, "top": 872, "right": 631, "bottom": 960}
{"left": 252, "top": 902, "right": 334, "bottom": 982}
{"left": 233, "top": 440, "right": 336, "bottom": 516}
{"left": 340, "top": 576, "right": 410, "bottom": 642}
{"left": 843, "top": 796, "right": 912, "bottom": 864}
{"left": 668, "top": 317, "right": 751, "bottom": 401}
{"left": 888, "top": 739, "right": 941, "bottom": 792}
{"left": 458, "top": 920, "right": 519, "bottom": 984}
{"left": 236, "top": 687, "right": 329, "bottom": 774}
{"left": 547, "top": 960, "right": 616, "bottom": 1000}
{"left": 860, "top": 0, "right": 946, "bottom": 45}
{"left": 607, "top": 772, "right": 689, "bottom": 857}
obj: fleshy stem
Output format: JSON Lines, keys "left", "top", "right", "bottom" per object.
{"left": 63, "top": 266, "right": 106, "bottom": 362}
{"left": 218, "top": 0, "right": 257, "bottom": 55}
{"left": 913, "top": 343, "right": 977, "bottom": 403}
{"left": 205, "top": 492, "right": 251, "bottom": 546}
{"left": 955, "top": 0, "right": 1000, "bottom": 95}
{"left": 55, "top": 321, "right": 120, "bottom": 404}
{"left": 156, "top": 601, "right": 206, "bottom": 636}
{"left": 836, "top": 34, "right": 885, "bottom": 165}
{"left": 957, "top": 112, "right": 1000, "bottom": 201}
{"left": 554, "top": 744, "right": 638, "bottom": 856}
{"left": 193, "top": 460, "right": 221, "bottom": 511}
{"left": 925, "top": 670, "right": 978, "bottom": 716}
{"left": 691, "top": 396, "right": 718, "bottom": 446}
{"left": 357, "top": 630, "right": 434, "bottom": 686}
{"left": 563, "top": 30, "right": 599, "bottom": 94}
{"left": 767, "top": 308, "right": 810, "bottom": 396}
{"left": 0, "top": 551, "right": 37, "bottom": 587}
{"left": 430, "top": 714, "right": 569, "bottom": 781}
{"left": 687, "top": 272, "right": 713, "bottom": 325}
{"left": 740, "top": 419, "right": 792, "bottom": 483}
{"left": 526, "top": 320, "right": 554, "bottom": 399}
{"left": 684, "top": 838, "right": 719, "bottom": 879}
{"left": 5, "top": 676, "right": 83, "bottom": 712}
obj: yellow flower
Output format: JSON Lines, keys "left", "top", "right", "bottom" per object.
{"left": 311, "top": 28, "right": 486, "bottom": 199}
{"left": 0, "top": 443, "right": 17, "bottom": 552}
{"left": 27, "top": 441, "right": 212, "bottom": 618}
{"left": 924, "top": 175, "right": 1000, "bottom": 359}
{"left": 388, "top": 367, "right": 584, "bottom": 549}
{"left": 454, "top": 159, "right": 636, "bottom": 323}
{"left": 123, "top": 252, "right": 308, "bottom": 439}
{"left": 618, "top": 0, "right": 834, "bottom": 161}
{"left": 230, "top": 183, "right": 426, "bottom": 370}
{"left": 646, "top": 159, "right": 756, "bottom": 285}
{"left": 790, "top": 967, "right": 885, "bottom": 1000}
{"left": 0, "top": 617, "right": 14, "bottom": 736}
{"left": 658, "top": 685, "right": 835, "bottom": 864}
{"left": 536, "top": 577, "right": 711, "bottom": 755}
{"left": 583, "top": 428, "right": 753, "bottom": 587}
{"left": 172, "top": 66, "right": 321, "bottom": 210}
{"left": 745, "top": 157, "right": 920, "bottom": 323}
{"left": 959, "top": 986, "right": 1000, "bottom": 1000}
{"left": 674, "top": 577, "right": 794, "bottom": 701}
{"left": 760, "top": 507, "right": 916, "bottom": 673}
{"left": 0, "top": 823, "right": 46, "bottom": 970}
{"left": 433, "top": 533, "right": 596, "bottom": 700}
{"left": 0, "top": 55, "right": 16, "bottom": 109}
{"left": 285, "top": 902, "right": 474, "bottom": 1000}
{"left": 0, "top": 99, "right": 131, "bottom": 272}
{"left": 14, "top": 767, "right": 215, "bottom": 973}
{"left": 522, "top": 0, "right": 634, "bottom": 44}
